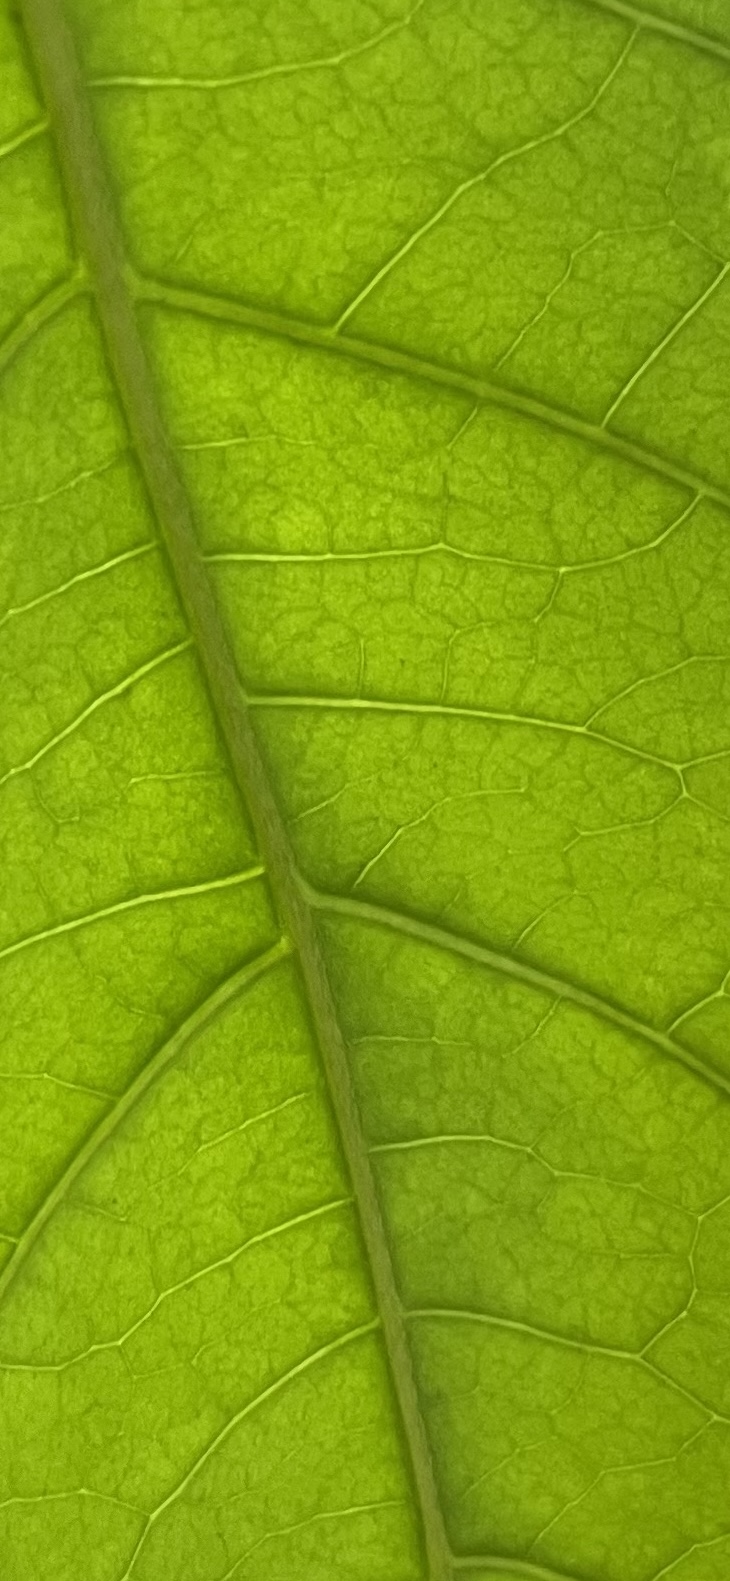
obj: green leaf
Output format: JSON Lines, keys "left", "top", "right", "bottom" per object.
{"left": 2, "top": 1, "right": 730, "bottom": 1578}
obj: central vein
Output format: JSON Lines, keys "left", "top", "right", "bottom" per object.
{"left": 17, "top": 0, "right": 452, "bottom": 1576}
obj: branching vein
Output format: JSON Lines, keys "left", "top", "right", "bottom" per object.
{"left": 89, "top": 1, "right": 423, "bottom": 91}
{"left": 0, "top": 268, "right": 87, "bottom": 381}
{"left": 407, "top": 1309, "right": 729, "bottom": 1424}
{"left": 0, "top": 865, "right": 264, "bottom": 967}
{"left": 245, "top": 690, "right": 679, "bottom": 778}
{"left": 18, "top": 3, "right": 453, "bottom": 1573}
{"left": 302, "top": 881, "right": 730, "bottom": 1102}
{"left": 603, "top": 262, "right": 730, "bottom": 427}
{"left": 0, "top": 1195, "right": 349, "bottom": 1372}
{"left": 0, "top": 117, "right": 48, "bottom": 162}
{"left": 118, "top": 1321, "right": 380, "bottom": 1581}
{"left": 0, "top": 639, "right": 191, "bottom": 790}
{"left": 333, "top": 31, "right": 636, "bottom": 332}
{"left": 0, "top": 939, "right": 291, "bottom": 1307}
{"left": 0, "top": 542, "right": 155, "bottom": 630}
{"left": 135, "top": 273, "right": 730, "bottom": 513}
{"left": 582, "top": 0, "right": 730, "bottom": 64}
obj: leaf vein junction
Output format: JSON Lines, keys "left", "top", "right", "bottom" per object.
{"left": 0, "top": 940, "right": 291, "bottom": 1307}
{"left": 246, "top": 691, "right": 681, "bottom": 779}
{"left": 0, "top": 117, "right": 48, "bottom": 162}
{"left": 0, "top": 1196, "right": 351, "bottom": 1373}
{"left": 582, "top": 0, "right": 730, "bottom": 64}
{"left": 303, "top": 884, "right": 730, "bottom": 1102}
{"left": 19, "top": 2, "right": 453, "bottom": 1572}
{"left": 333, "top": 31, "right": 637, "bottom": 333}
{"left": 88, "top": 0, "right": 424, "bottom": 91}
{"left": 0, "top": 270, "right": 86, "bottom": 379}
{"left": 136, "top": 275, "right": 730, "bottom": 513}
{"left": 0, "top": 638, "right": 191, "bottom": 790}
{"left": 117, "top": 1321, "right": 381, "bottom": 1581}
{"left": 407, "top": 1310, "right": 729, "bottom": 1425}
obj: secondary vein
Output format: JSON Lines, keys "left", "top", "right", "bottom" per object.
{"left": 302, "top": 882, "right": 730, "bottom": 1103}
{"left": 0, "top": 117, "right": 48, "bottom": 162}
{"left": 582, "top": 0, "right": 730, "bottom": 64}
{"left": 0, "top": 940, "right": 291, "bottom": 1305}
{"left": 453, "top": 1557, "right": 591, "bottom": 1581}
{"left": 0, "top": 268, "right": 87, "bottom": 380}
{"left": 0, "top": 866, "right": 264, "bottom": 966}
{"left": 245, "top": 689, "right": 680, "bottom": 779}
{"left": 0, "top": 638, "right": 190, "bottom": 789}
{"left": 134, "top": 273, "right": 730, "bottom": 515}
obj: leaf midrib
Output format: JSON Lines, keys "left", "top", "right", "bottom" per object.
{"left": 16, "top": 1, "right": 452, "bottom": 1577}
{"left": 1, "top": 263, "right": 727, "bottom": 514}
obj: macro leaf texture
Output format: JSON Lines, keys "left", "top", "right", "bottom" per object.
{"left": 1, "top": 0, "right": 730, "bottom": 1577}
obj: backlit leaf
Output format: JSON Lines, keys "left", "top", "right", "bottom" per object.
{"left": 2, "top": 1, "right": 730, "bottom": 1578}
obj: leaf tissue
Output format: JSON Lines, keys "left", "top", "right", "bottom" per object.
{"left": 1, "top": 0, "right": 730, "bottom": 1577}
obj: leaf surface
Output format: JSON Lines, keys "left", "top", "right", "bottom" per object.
{"left": 1, "top": 1, "right": 730, "bottom": 1579}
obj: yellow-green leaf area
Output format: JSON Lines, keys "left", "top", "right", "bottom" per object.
{"left": 1, "top": 2, "right": 730, "bottom": 1580}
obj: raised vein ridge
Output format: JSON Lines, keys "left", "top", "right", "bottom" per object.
{"left": 0, "top": 268, "right": 86, "bottom": 378}
{"left": 303, "top": 883, "right": 730, "bottom": 1102}
{"left": 583, "top": 0, "right": 730, "bottom": 64}
{"left": 17, "top": 3, "right": 452, "bottom": 1576}
{"left": 454, "top": 1559, "right": 590, "bottom": 1581}
{"left": 0, "top": 941, "right": 291, "bottom": 1305}
{"left": 0, "top": 865, "right": 264, "bottom": 965}
{"left": 135, "top": 273, "right": 730, "bottom": 514}
{"left": 453, "top": 1558, "right": 590, "bottom": 1581}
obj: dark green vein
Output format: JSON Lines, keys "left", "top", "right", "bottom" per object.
{"left": 302, "top": 882, "right": 730, "bottom": 1102}
{"left": 0, "top": 940, "right": 291, "bottom": 1306}
{"left": 582, "top": 0, "right": 730, "bottom": 65}
{"left": 19, "top": 5, "right": 452, "bottom": 1576}
{"left": 134, "top": 273, "right": 730, "bottom": 515}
